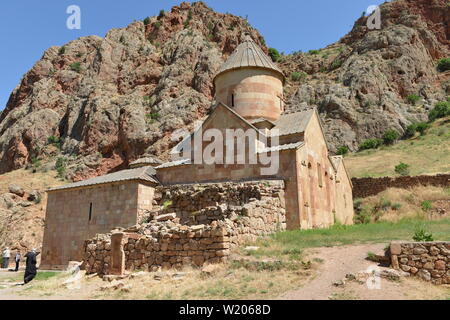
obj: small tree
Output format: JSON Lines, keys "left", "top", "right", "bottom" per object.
{"left": 336, "top": 146, "right": 349, "bottom": 156}
{"left": 395, "top": 162, "right": 410, "bottom": 176}
{"left": 383, "top": 130, "right": 399, "bottom": 145}
{"left": 437, "top": 58, "right": 450, "bottom": 72}
{"left": 268, "top": 48, "right": 281, "bottom": 62}
{"left": 143, "top": 17, "right": 151, "bottom": 25}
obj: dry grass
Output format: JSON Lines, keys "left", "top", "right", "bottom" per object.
{"left": 0, "top": 168, "right": 63, "bottom": 194}
{"left": 0, "top": 167, "right": 64, "bottom": 249}
{"left": 13, "top": 263, "right": 312, "bottom": 300}
{"left": 345, "top": 117, "right": 450, "bottom": 178}
{"left": 355, "top": 185, "right": 450, "bottom": 223}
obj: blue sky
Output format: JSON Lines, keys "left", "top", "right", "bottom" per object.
{"left": 0, "top": 0, "right": 386, "bottom": 110}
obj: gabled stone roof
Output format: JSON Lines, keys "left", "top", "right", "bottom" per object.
{"left": 48, "top": 166, "right": 158, "bottom": 192}
{"left": 214, "top": 34, "right": 285, "bottom": 82}
{"left": 270, "top": 109, "right": 315, "bottom": 137}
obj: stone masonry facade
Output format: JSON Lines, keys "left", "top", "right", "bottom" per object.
{"left": 83, "top": 180, "right": 286, "bottom": 275}
{"left": 390, "top": 241, "right": 450, "bottom": 285}
{"left": 352, "top": 174, "right": 450, "bottom": 199}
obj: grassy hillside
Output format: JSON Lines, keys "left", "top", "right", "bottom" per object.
{"left": 345, "top": 117, "right": 450, "bottom": 178}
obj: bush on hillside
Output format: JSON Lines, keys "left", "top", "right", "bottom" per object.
{"left": 290, "top": 71, "right": 306, "bottom": 82}
{"left": 404, "top": 123, "right": 418, "bottom": 138}
{"left": 407, "top": 94, "right": 421, "bottom": 105}
{"left": 437, "top": 58, "right": 450, "bottom": 72}
{"left": 429, "top": 100, "right": 450, "bottom": 122}
{"left": 383, "top": 130, "right": 399, "bottom": 145}
{"left": 336, "top": 146, "right": 349, "bottom": 156}
{"left": 395, "top": 162, "right": 410, "bottom": 176}
{"left": 359, "top": 138, "right": 383, "bottom": 151}
{"left": 69, "top": 62, "right": 81, "bottom": 73}
{"left": 268, "top": 48, "right": 281, "bottom": 62}
{"left": 416, "top": 122, "right": 430, "bottom": 136}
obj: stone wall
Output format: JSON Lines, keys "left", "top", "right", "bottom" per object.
{"left": 83, "top": 180, "right": 286, "bottom": 275}
{"left": 390, "top": 241, "right": 450, "bottom": 285}
{"left": 352, "top": 174, "right": 450, "bottom": 198}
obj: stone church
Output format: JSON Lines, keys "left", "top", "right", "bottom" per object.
{"left": 41, "top": 35, "right": 354, "bottom": 269}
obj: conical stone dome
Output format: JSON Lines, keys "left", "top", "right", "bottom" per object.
{"left": 214, "top": 34, "right": 285, "bottom": 83}
{"left": 213, "top": 34, "right": 286, "bottom": 122}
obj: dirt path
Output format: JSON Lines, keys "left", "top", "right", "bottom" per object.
{"left": 280, "top": 243, "right": 449, "bottom": 300}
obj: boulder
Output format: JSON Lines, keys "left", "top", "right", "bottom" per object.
{"left": 8, "top": 185, "right": 24, "bottom": 197}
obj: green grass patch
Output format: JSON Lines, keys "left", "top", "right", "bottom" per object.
{"left": 248, "top": 219, "right": 450, "bottom": 253}
{"left": 34, "top": 271, "right": 59, "bottom": 281}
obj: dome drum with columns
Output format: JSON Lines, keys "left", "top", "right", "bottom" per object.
{"left": 213, "top": 34, "right": 286, "bottom": 122}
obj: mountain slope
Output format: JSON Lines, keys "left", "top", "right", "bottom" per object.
{"left": 0, "top": 0, "right": 449, "bottom": 181}
{"left": 281, "top": 0, "right": 449, "bottom": 151}
{"left": 0, "top": 2, "right": 266, "bottom": 180}
{"left": 345, "top": 116, "right": 450, "bottom": 178}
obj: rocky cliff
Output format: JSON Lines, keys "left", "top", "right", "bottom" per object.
{"left": 0, "top": 0, "right": 449, "bottom": 180}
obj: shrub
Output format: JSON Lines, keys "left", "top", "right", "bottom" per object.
{"left": 268, "top": 48, "right": 281, "bottom": 62}
{"left": 391, "top": 203, "right": 402, "bottom": 211}
{"left": 47, "top": 136, "right": 60, "bottom": 145}
{"left": 404, "top": 123, "right": 418, "bottom": 138}
{"left": 413, "top": 225, "right": 434, "bottom": 242}
{"left": 146, "top": 112, "right": 161, "bottom": 123}
{"left": 359, "top": 138, "right": 383, "bottom": 151}
{"left": 416, "top": 122, "right": 430, "bottom": 136}
{"left": 308, "top": 49, "right": 320, "bottom": 55}
{"left": 395, "top": 162, "right": 410, "bottom": 176}
{"left": 407, "top": 94, "right": 421, "bottom": 105}
{"left": 153, "top": 21, "right": 162, "bottom": 29}
{"left": 382, "top": 130, "right": 399, "bottom": 145}
{"left": 55, "top": 157, "right": 67, "bottom": 179}
{"left": 331, "top": 59, "right": 343, "bottom": 70}
{"left": 58, "top": 46, "right": 66, "bottom": 55}
{"left": 336, "top": 146, "right": 349, "bottom": 156}
{"left": 421, "top": 200, "right": 433, "bottom": 212}
{"left": 428, "top": 101, "right": 450, "bottom": 122}
{"left": 158, "top": 10, "right": 165, "bottom": 19}
{"left": 290, "top": 71, "right": 306, "bottom": 82}
{"left": 143, "top": 17, "right": 151, "bottom": 25}
{"left": 69, "top": 62, "right": 81, "bottom": 73}
{"left": 437, "top": 58, "right": 450, "bottom": 72}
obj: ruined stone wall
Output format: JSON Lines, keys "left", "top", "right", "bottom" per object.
{"left": 352, "top": 174, "right": 450, "bottom": 198}
{"left": 83, "top": 180, "right": 286, "bottom": 275}
{"left": 155, "top": 180, "right": 285, "bottom": 228}
{"left": 390, "top": 241, "right": 450, "bottom": 285}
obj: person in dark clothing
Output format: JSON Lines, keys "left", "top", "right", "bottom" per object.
{"left": 24, "top": 249, "right": 40, "bottom": 284}
{"left": 14, "top": 250, "right": 21, "bottom": 272}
